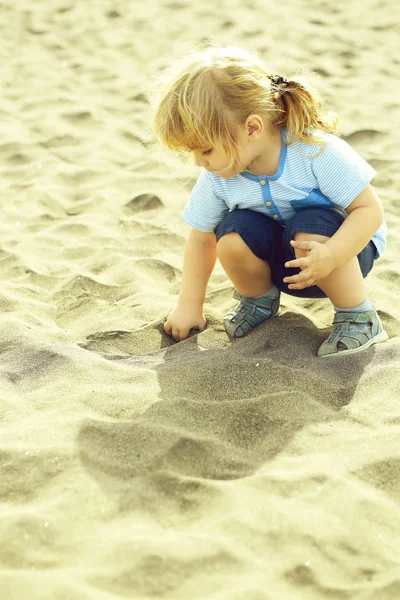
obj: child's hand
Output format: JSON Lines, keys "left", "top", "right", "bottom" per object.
{"left": 164, "top": 305, "right": 206, "bottom": 342}
{"left": 283, "top": 240, "right": 336, "bottom": 290}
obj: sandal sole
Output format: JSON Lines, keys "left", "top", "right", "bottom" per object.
{"left": 318, "top": 329, "right": 389, "bottom": 358}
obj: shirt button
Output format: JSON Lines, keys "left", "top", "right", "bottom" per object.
{"left": 266, "top": 201, "right": 272, "bottom": 207}
{"left": 273, "top": 214, "right": 279, "bottom": 219}
{"left": 260, "top": 179, "right": 266, "bottom": 185}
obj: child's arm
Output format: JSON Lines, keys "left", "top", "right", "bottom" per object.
{"left": 323, "top": 184, "right": 383, "bottom": 266}
{"left": 164, "top": 228, "right": 217, "bottom": 341}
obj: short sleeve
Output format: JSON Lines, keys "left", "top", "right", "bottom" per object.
{"left": 311, "top": 136, "right": 377, "bottom": 209}
{"left": 182, "top": 168, "right": 228, "bottom": 232}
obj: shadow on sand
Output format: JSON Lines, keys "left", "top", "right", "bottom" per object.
{"left": 77, "top": 311, "right": 376, "bottom": 483}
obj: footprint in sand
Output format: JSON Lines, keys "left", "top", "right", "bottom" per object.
{"left": 124, "top": 194, "right": 163, "bottom": 212}
{"left": 374, "top": 270, "right": 400, "bottom": 287}
{"left": 0, "top": 448, "right": 70, "bottom": 503}
{"left": 135, "top": 258, "right": 180, "bottom": 283}
{"left": 353, "top": 458, "right": 400, "bottom": 500}
{"left": 61, "top": 111, "right": 99, "bottom": 128}
{"left": 342, "top": 129, "right": 386, "bottom": 144}
{"left": 0, "top": 514, "right": 61, "bottom": 568}
{"left": 106, "top": 10, "right": 121, "bottom": 19}
{"left": 40, "top": 135, "right": 80, "bottom": 149}
{"left": 130, "top": 92, "right": 148, "bottom": 103}
{"left": 56, "top": 275, "right": 121, "bottom": 303}
{"left": 55, "top": 170, "right": 108, "bottom": 188}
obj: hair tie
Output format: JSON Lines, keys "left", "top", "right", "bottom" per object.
{"left": 269, "top": 74, "right": 290, "bottom": 93}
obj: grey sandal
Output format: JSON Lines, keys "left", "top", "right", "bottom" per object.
{"left": 318, "top": 309, "right": 388, "bottom": 357}
{"left": 224, "top": 289, "right": 280, "bottom": 338}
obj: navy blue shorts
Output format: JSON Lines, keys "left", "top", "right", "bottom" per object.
{"left": 214, "top": 208, "right": 377, "bottom": 298}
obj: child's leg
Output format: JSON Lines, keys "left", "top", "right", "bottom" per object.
{"left": 214, "top": 209, "right": 283, "bottom": 338}
{"left": 292, "top": 232, "right": 368, "bottom": 307}
{"left": 218, "top": 235, "right": 280, "bottom": 337}
{"left": 216, "top": 232, "right": 274, "bottom": 297}
{"left": 214, "top": 208, "right": 282, "bottom": 296}
{"left": 281, "top": 209, "right": 388, "bottom": 356}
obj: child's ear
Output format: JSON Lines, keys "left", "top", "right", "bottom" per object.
{"left": 247, "top": 123, "right": 257, "bottom": 136}
{"left": 247, "top": 115, "right": 262, "bottom": 137}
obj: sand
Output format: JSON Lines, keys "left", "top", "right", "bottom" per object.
{"left": 1, "top": 1, "right": 399, "bottom": 598}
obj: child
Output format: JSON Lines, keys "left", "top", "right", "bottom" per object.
{"left": 151, "top": 45, "right": 388, "bottom": 357}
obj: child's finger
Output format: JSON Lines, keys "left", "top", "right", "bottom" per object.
{"left": 290, "top": 240, "right": 315, "bottom": 249}
{"left": 284, "top": 256, "right": 310, "bottom": 269}
{"left": 171, "top": 327, "right": 180, "bottom": 341}
{"left": 179, "top": 329, "right": 190, "bottom": 341}
{"left": 164, "top": 320, "right": 172, "bottom": 335}
{"left": 288, "top": 278, "right": 315, "bottom": 289}
{"left": 283, "top": 269, "right": 312, "bottom": 284}
{"left": 283, "top": 274, "right": 302, "bottom": 284}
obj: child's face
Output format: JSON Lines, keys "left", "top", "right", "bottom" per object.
{"left": 191, "top": 116, "right": 274, "bottom": 179}
{"left": 191, "top": 143, "right": 248, "bottom": 178}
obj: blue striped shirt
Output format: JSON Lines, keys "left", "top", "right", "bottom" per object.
{"left": 182, "top": 129, "right": 387, "bottom": 257}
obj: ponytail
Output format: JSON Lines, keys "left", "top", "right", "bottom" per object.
{"left": 269, "top": 76, "right": 339, "bottom": 144}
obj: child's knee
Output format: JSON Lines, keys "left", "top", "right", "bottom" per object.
{"left": 216, "top": 232, "right": 247, "bottom": 260}
{"left": 292, "top": 231, "right": 330, "bottom": 261}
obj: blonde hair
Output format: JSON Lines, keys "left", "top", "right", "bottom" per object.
{"left": 150, "top": 45, "right": 339, "bottom": 169}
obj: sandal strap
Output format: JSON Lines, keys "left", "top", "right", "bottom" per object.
{"left": 230, "top": 303, "right": 273, "bottom": 328}
{"left": 333, "top": 310, "right": 374, "bottom": 325}
{"left": 232, "top": 288, "right": 279, "bottom": 311}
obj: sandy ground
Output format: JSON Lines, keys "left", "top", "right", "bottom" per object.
{"left": 0, "top": 0, "right": 400, "bottom": 598}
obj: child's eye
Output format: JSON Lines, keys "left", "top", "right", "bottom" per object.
{"left": 203, "top": 149, "right": 213, "bottom": 156}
